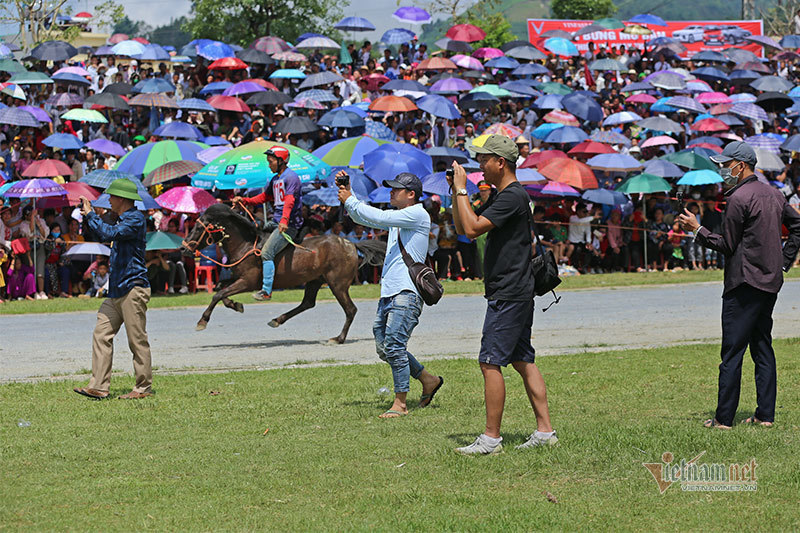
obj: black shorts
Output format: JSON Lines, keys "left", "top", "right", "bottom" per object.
{"left": 478, "top": 299, "right": 536, "bottom": 367}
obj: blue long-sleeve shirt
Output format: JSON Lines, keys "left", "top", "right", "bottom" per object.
{"left": 85, "top": 208, "right": 149, "bottom": 298}
{"left": 344, "top": 196, "right": 430, "bottom": 298}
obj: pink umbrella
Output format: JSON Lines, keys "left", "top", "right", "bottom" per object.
{"left": 451, "top": 54, "right": 484, "bottom": 71}
{"left": 54, "top": 66, "right": 91, "bottom": 77}
{"left": 472, "top": 47, "right": 504, "bottom": 59}
{"left": 538, "top": 181, "right": 581, "bottom": 197}
{"left": 640, "top": 135, "right": 678, "bottom": 148}
{"left": 709, "top": 103, "right": 733, "bottom": 115}
{"left": 695, "top": 92, "right": 732, "bottom": 105}
{"left": 108, "top": 33, "right": 128, "bottom": 44}
{"left": 625, "top": 93, "right": 656, "bottom": 104}
{"left": 156, "top": 186, "right": 217, "bottom": 214}
{"left": 467, "top": 171, "right": 484, "bottom": 185}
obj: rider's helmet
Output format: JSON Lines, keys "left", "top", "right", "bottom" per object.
{"left": 265, "top": 146, "right": 290, "bottom": 164}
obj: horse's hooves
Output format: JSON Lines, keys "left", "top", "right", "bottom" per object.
{"left": 233, "top": 302, "right": 244, "bottom": 313}
{"left": 326, "top": 337, "right": 344, "bottom": 345}
{"left": 196, "top": 322, "right": 207, "bottom": 331}
{"left": 268, "top": 319, "right": 280, "bottom": 328}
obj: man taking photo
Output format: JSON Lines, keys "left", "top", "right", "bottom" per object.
{"left": 448, "top": 134, "right": 557, "bottom": 455}
{"left": 678, "top": 141, "right": 800, "bottom": 429}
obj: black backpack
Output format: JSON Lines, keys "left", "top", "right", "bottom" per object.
{"left": 528, "top": 208, "right": 562, "bottom": 312}
{"left": 397, "top": 235, "right": 443, "bottom": 306}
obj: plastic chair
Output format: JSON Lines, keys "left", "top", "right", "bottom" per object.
{"left": 194, "top": 265, "right": 218, "bottom": 293}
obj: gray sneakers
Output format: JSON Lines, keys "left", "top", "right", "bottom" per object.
{"left": 515, "top": 430, "right": 558, "bottom": 449}
{"left": 455, "top": 434, "right": 504, "bottom": 455}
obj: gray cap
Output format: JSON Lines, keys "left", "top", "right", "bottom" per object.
{"left": 710, "top": 141, "right": 757, "bottom": 167}
{"left": 470, "top": 134, "right": 519, "bottom": 162}
{"left": 383, "top": 172, "right": 423, "bottom": 200}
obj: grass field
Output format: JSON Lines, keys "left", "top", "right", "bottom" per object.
{"left": 4, "top": 269, "right": 798, "bottom": 315}
{"left": 3, "top": 340, "right": 799, "bottom": 530}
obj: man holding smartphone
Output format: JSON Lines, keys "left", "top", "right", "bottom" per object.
{"left": 448, "top": 134, "right": 556, "bottom": 454}
{"left": 337, "top": 170, "right": 444, "bottom": 418}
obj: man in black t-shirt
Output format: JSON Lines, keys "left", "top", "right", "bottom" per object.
{"left": 448, "top": 134, "right": 557, "bottom": 455}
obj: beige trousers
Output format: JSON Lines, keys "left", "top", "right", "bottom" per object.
{"left": 88, "top": 286, "right": 152, "bottom": 393}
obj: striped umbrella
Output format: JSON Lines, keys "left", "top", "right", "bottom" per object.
{"left": 743, "top": 134, "right": 783, "bottom": 153}
{"left": 451, "top": 54, "right": 484, "bottom": 70}
{"left": 178, "top": 98, "right": 217, "bottom": 112}
{"left": 295, "top": 89, "right": 337, "bottom": 102}
{"left": 603, "top": 111, "right": 642, "bottom": 126}
{"left": 708, "top": 103, "right": 733, "bottom": 115}
{"left": 591, "top": 130, "right": 630, "bottom": 146}
{"left": 666, "top": 96, "right": 707, "bottom": 113}
{"left": 312, "top": 136, "right": 393, "bottom": 167}
{"left": 381, "top": 28, "right": 416, "bottom": 44}
{"left": 364, "top": 120, "right": 395, "bottom": 141}
{"left": 543, "top": 110, "right": 579, "bottom": 126}
{"left": 730, "top": 102, "right": 769, "bottom": 122}
{"left": 46, "top": 92, "right": 84, "bottom": 106}
{"left": 251, "top": 36, "right": 290, "bottom": 54}
{"left": 114, "top": 140, "right": 209, "bottom": 176}
{"left": 129, "top": 93, "right": 178, "bottom": 108}
{"left": 80, "top": 170, "right": 141, "bottom": 189}
{"left": 483, "top": 123, "right": 523, "bottom": 138}
{"left": 0, "top": 107, "right": 39, "bottom": 127}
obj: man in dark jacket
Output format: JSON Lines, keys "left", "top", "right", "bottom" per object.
{"left": 679, "top": 142, "right": 800, "bottom": 429}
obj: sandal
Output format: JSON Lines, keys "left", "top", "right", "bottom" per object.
{"left": 379, "top": 410, "right": 407, "bottom": 419}
{"left": 703, "top": 418, "right": 731, "bottom": 430}
{"left": 743, "top": 416, "right": 773, "bottom": 427}
{"left": 419, "top": 376, "right": 444, "bottom": 408}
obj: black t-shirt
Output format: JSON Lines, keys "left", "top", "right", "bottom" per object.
{"left": 478, "top": 181, "right": 535, "bottom": 301}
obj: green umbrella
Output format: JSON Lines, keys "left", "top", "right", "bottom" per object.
{"left": 661, "top": 151, "right": 717, "bottom": 171}
{"left": 540, "top": 81, "right": 573, "bottom": 95}
{"left": 469, "top": 84, "right": 512, "bottom": 97}
{"left": 595, "top": 18, "right": 625, "bottom": 30}
{"left": 339, "top": 41, "right": 352, "bottom": 65}
{"left": 61, "top": 108, "right": 108, "bottom": 123}
{"left": 616, "top": 173, "right": 672, "bottom": 267}
{"left": 146, "top": 231, "right": 184, "bottom": 251}
{"left": 7, "top": 71, "right": 53, "bottom": 84}
{"left": 0, "top": 59, "right": 26, "bottom": 73}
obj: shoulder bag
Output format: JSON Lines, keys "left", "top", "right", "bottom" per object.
{"left": 397, "top": 234, "right": 443, "bottom": 306}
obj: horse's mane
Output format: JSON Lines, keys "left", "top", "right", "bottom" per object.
{"left": 203, "top": 203, "right": 258, "bottom": 241}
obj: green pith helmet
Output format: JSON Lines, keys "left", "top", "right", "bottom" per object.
{"left": 105, "top": 178, "right": 142, "bottom": 201}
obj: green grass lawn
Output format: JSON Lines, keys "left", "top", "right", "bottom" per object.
{"left": 2, "top": 340, "right": 799, "bottom": 530}
{"left": 4, "top": 269, "right": 798, "bottom": 315}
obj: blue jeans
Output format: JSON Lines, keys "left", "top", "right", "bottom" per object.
{"left": 373, "top": 290, "right": 424, "bottom": 393}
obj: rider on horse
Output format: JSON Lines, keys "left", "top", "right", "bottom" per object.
{"left": 233, "top": 146, "right": 303, "bottom": 301}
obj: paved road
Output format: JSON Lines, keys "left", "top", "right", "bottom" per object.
{"left": 2, "top": 281, "right": 799, "bottom": 382}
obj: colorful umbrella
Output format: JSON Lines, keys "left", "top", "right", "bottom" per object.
{"left": 143, "top": 160, "right": 204, "bottom": 186}
{"left": 312, "top": 136, "right": 393, "bottom": 167}
{"left": 3, "top": 178, "right": 67, "bottom": 197}
{"left": 543, "top": 110, "right": 579, "bottom": 126}
{"left": 114, "top": 140, "right": 208, "bottom": 176}
{"left": 155, "top": 186, "right": 216, "bottom": 213}
{"left": 484, "top": 123, "right": 523, "bottom": 138}
{"left": 193, "top": 141, "right": 331, "bottom": 189}
{"left": 79, "top": 170, "right": 141, "bottom": 189}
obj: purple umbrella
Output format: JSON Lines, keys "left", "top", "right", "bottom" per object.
{"left": 743, "top": 134, "right": 783, "bottom": 153}
{"left": 392, "top": 6, "right": 431, "bottom": 23}
{"left": 222, "top": 81, "right": 266, "bottom": 96}
{"left": 666, "top": 96, "right": 707, "bottom": 114}
{"left": 591, "top": 130, "right": 630, "bottom": 146}
{"left": 153, "top": 121, "right": 204, "bottom": 140}
{"left": 46, "top": 92, "right": 84, "bottom": 106}
{"left": 85, "top": 139, "right": 126, "bottom": 157}
{"left": 430, "top": 77, "right": 472, "bottom": 94}
{"left": 730, "top": 102, "right": 769, "bottom": 122}
{"left": 0, "top": 107, "right": 40, "bottom": 127}
{"left": 19, "top": 106, "right": 51, "bottom": 122}
{"left": 538, "top": 181, "right": 580, "bottom": 197}
{"left": 743, "top": 35, "right": 783, "bottom": 50}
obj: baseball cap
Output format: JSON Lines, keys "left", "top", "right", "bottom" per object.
{"left": 471, "top": 134, "right": 519, "bottom": 162}
{"left": 383, "top": 172, "right": 423, "bottom": 200}
{"left": 710, "top": 141, "right": 757, "bottom": 167}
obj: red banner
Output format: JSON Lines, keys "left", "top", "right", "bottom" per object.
{"left": 527, "top": 19, "right": 764, "bottom": 58}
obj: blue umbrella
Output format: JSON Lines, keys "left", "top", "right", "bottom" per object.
{"left": 544, "top": 126, "right": 588, "bottom": 144}
{"left": 780, "top": 35, "right": 800, "bottom": 48}
{"left": 179, "top": 44, "right": 198, "bottom": 58}
{"left": 133, "top": 78, "right": 176, "bottom": 94}
{"left": 0, "top": 107, "right": 40, "bottom": 127}
{"left": 303, "top": 186, "right": 340, "bottom": 206}
{"left": 677, "top": 169, "right": 722, "bottom": 186}
{"left": 382, "top": 79, "right": 428, "bottom": 93}
{"left": 691, "top": 67, "right": 730, "bottom": 82}
{"left": 381, "top": 28, "right": 416, "bottom": 45}
{"left": 531, "top": 123, "right": 564, "bottom": 140}
{"left": 781, "top": 134, "right": 800, "bottom": 152}
{"left": 485, "top": 57, "right": 520, "bottom": 70}
{"left": 368, "top": 187, "right": 392, "bottom": 203}
{"left": 198, "top": 81, "right": 232, "bottom": 95}
{"left": 543, "top": 37, "right": 578, "bottom": 57}
{"left": 111, "top": 40, "right": 146, "bottom": 57}
{"left": 318, "top": 109, "right": 365, "bottom": 128}
{"left": 643, "top": 159, "right": 683, "bottom": 179}
{"left": 178, "top": 98, "right": 217, "bottom": 112}
{"left": 80, "top": 169, "right": 140, "bottom": 189}
{"left": 603, "top": 111, "right": 642, "bottom": 126}
{"left": 335, "top": 16, "right": 375, "bottom": 32}
{"left": 582, "top": 188, "right": 628, "bottom": 205}
{"left": 690, "top": 136, "right": 723, "bottom": 147}
{"left": 649, "top": 36, "right": 677, "bottom": 46}
{"left": 51, "top": 72, "right": 90, "bottom": 85}
{"left": 93, "top": 191, "right": 159, "bottom": 211}
{"left": 326, "top": 167, "right": 379, "bottom": 200}
{"left": 364, "top": 120, "right": 396, "bottom": 141}
{"left": 416, "top": 94, "right": 461, "bottom": 119}
{"left": 591, "top": 130, "right": 630, "bottom": 146}
{"left": 197, "top": 41, "right": 234, "bottom": 60}
{"left": 136, "top": 44, "right": 170, "bottom": 61}
{"left": 338, "top": 105, "right": 368, "bottom": 118}
{"left": 587, "top": 153, "right": 643, "bottom": 172}
{"left": 153, "top": 121, "right": 204, "bottom": 140}
{"left": 621, "top": 81, "right": 653, "bottom": 92}
{"left": 650, "top": 97, "right": 678, "bottom": 113}
{"left": 499, "top": 81, "right": 541, "bottom": 97}
{"left": 512, "top": 63, "right": 549, "bottom": 76}
{"left": 42, "top": 133, "right": 85, "bottom": 150}
{"left": 424, "top": 146, "right": 471, "bottom": 163}
{"left": 533, "top": 94, "right": 564, "bottom": 110}
{"left": 628, "top": 13, "right": 666, "bottom": 26}
{"left": 691, "top": 50, "right": 728, "bottom": 63}
{"left": 363, "top": 144, "right": 432, "bottom": 181}
{"left": 729, "top": 70, "right": 761, "bottom": 84}
{"left": 270, "top": 69, "right": 306, "bottom": 79}
{"left": 516, "top": 168, "right": 547, "bottom": 183}
{"left": 203, "top": 136, "right": 230, "bottom": 146}
{"left": 422, "top": 172, "right": 478, "bottom": 196}
{"left": 562, "top": 92, "right": 603, "bottom": 122}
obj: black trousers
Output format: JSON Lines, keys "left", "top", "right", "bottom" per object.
{"left": 716, "top": 283, "right": 778, "bottom": 426}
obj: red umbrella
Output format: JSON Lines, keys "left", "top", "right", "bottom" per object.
{"left": 708, "top": 103, "right": 733, "bottom": 115}
{"left": 243, "top": 78, "right": 278, "bottom": 91}
{"left": 364, "top": 73, "right": 390, "bottom": 91}
{"left": 519, "top": 150, "right": 568, "bottom": 169}
{"left": 108, "top": 33, "right": 128, "bottom": 44}
{"left": 369, "top": 95, "right": 417, "bottom": 112}
{"left": 538, "top": 158, "right": 598, "bottom": 189}
{"left": 132, "top": 37, "right": 150, "bottom": 45}
{"left": 74, "top": 11, "right": 92, "bottom": 18}
{"left": 692, "top": 118, "right": 729, "bottom": 132}
{"left": 568, "top": 141, "right": 615, "bottom": 158}
{"left": 414, "top": 57, "right": 458, "bottom": 71}
{"left": 143, "top": 160, "right": 204, "bottom": 186}
{"left": 543, "top": 110, "right": 579, "bottom": 126}
{"left": 208, "top": 57, "right": 249, "bottom": 70}
{"left": 446, "top": 24, "right": 486, "bottom": 43}
{"left": 62, "top": 182, "right": 100, "bottom": 205}
{"left": 687, "top": 142, "right": 723, "bottom": 153}
{"left": 207, "top": 94, "right": 250, "bottom": 113}
{"left": 22, "top": 159, "right": 73, "bottom": 178}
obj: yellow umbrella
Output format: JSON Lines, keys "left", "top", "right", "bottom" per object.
{"left": 622, "top": 24, "right": 652, "bottom": 35}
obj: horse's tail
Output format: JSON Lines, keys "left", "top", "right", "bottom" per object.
{"left": 354, "top": 239, "right": 387, "bottom": 268}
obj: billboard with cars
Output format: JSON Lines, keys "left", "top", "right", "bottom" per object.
{"left": 527, "top": 19, "right": 764, "bottom": 58}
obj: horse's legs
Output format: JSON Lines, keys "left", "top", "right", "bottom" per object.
{"left": 222, "top": 297, "right": 244, "bottom": 313}
{"left": 326, "top": 275, "right": 358, "bottom": 345}
{"left": 268, "top": 278, "right": 323, "bottom": 328}
{"left": 196, "top": 277, "right": 251, "bottom": 331}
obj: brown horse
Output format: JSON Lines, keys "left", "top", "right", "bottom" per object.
{"left": 182, "top": 204, "right": 385, "bottom": 344}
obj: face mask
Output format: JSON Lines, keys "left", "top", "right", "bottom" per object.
{"left": 720, "top": 162, "right": 741, "bottom": 186}
{"left": 51, "top": 232, "right": 61, "bottom": 238}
